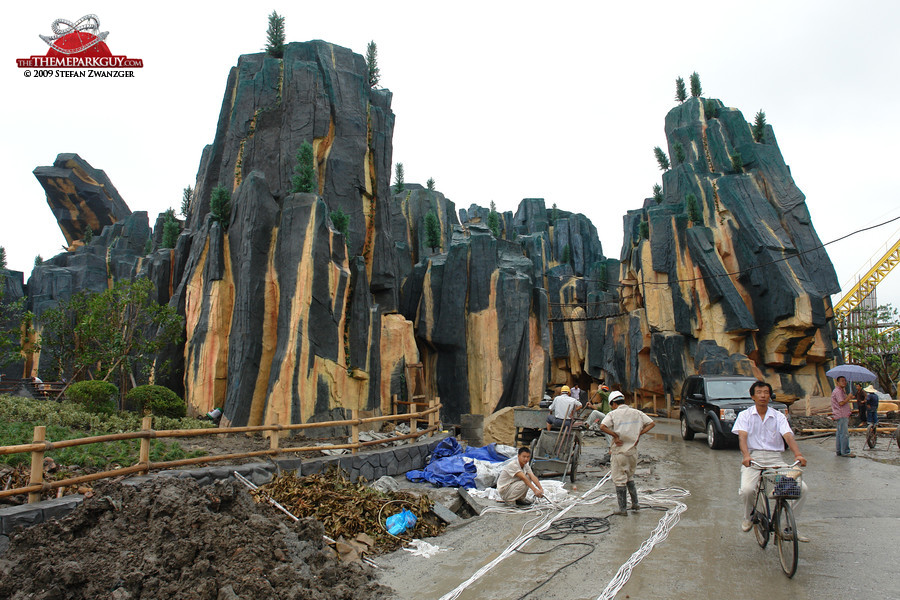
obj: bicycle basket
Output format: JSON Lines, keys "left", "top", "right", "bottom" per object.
{"left": 763, "top": 468, "right": 803, "bottom": 499}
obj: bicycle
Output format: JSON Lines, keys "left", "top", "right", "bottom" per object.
{"left": 749, "top": 460, "right": 803, "bottom": 578}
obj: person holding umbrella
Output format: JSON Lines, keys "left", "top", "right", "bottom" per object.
{"left": 831, "top": 376, "right": 855, "bottom": 457}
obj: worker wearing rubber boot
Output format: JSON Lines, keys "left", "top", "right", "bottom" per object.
{"left": 600, "top": 392, "right": 655, "bottom": 516}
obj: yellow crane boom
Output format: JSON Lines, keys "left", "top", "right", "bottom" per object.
{"left": 833, "top": 237, "right": 900, "bottom": 320}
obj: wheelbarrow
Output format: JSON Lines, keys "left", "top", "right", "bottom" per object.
{"left": 529, "top": 415, "right": 582, "bottom": 483}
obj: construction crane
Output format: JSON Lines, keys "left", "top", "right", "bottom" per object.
{"left": 833, "top": 236, "right": 900, "bottom": 321}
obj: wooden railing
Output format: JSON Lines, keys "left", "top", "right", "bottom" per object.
{"left": 0, "top": 400, "right": 441, "bottom": 503}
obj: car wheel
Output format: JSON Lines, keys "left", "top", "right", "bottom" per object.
{"left": 680, "top": 414, "right": 695, "bottom": 441}
{"left": 706, "top": 419, "right": 725, "bottom": 450}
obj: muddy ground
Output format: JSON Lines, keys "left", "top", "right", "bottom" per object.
{"left": 0, "top": 478, "right": 388, "bottom": 600}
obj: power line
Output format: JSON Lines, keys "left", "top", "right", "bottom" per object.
{"left": 543, "top": 213, "right": 900, "bottom": 289}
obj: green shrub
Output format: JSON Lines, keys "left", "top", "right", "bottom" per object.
{"left": 686, "top": 193, "right": 702, "bottom": 224}
{"left": 125, "top": 385, "right": 186, "bottom": 418}
{"left": 652, "top": 184, "right": 663, "bottom": 204}
{"left": 673, "top": 142, "right": 686, "bottom": 165}
{"left": 704, "top": 99, "right": 719, "bottom": 119}
{"left": 730, "top": 152, "right": 743, "bottom": 172}
{"left": 66, "top": 381, "right": 118, "bottom": 414}
{"left": 653, "top": 146, "right": 670, "bottom": 171}
{"left": 639, "top": 220, "right": 649, "bottom": 239}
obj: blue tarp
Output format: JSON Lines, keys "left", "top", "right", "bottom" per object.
{"left": 406, "top": 437, "right": 509, "bottom": 488}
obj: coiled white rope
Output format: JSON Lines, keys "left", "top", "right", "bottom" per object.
{"left": 437, "top": 474, "right": 611, "bottom": 600}
{"left": 595, "top": 487, "right": 690, "bottom": 600}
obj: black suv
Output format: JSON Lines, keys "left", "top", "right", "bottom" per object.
{"left": 679, "top": 375, "right": 788, "bottom": 449}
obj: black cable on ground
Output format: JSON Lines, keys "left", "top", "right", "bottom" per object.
{"left": 512, "top": 516, "right": 611, "bottom": 599}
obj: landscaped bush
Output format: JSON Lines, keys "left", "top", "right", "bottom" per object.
{"left": 66, "top": 381, "right": 118, "bottom": 415}
{"left": 125, "top": 385, "right": 187, "bottom": 418}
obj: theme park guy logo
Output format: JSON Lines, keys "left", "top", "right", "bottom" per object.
{"left": 16, "top": 14, "right": 143, "bottom": 77}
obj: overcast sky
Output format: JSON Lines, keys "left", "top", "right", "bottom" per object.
{"left": 3, "top": 1, "right": 899, "bottom": 308}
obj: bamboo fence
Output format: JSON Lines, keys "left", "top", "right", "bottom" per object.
{"left": 1, "top": 396, "right": 442, "bottom": 503}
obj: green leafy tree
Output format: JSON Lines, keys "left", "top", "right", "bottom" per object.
{"left": 652, "top": 184, "right": 663, "bottom": 204}
{"left": 210, "top": 186, "right": 231, "bottom": 229}
{"left": 730, "top": 152, "right": 743, "bottom": 172}
{"left": 487, "top": 201, "right": 501, "bottom": 238}
{"left": 291, "top": 141, "right": 316, "bottom": 193}
{"left": 393, "top": 163, "right": 405, "bottom": 194}
{"left": 675, "top": 77, "right": 687, "bottom": 103}
{"left": 686, "top": 193, "right": 702, "bottom": 223}
{"left": 653, "top": 146, "right": 670, "bottom": 171}
{"left": 329, "top": 208, "right": 350, "bottom": 241}
{"left": 753, "top": 110, "right": 767, "bottom": 143}
{"left": 38, "top": 278, "right": 184, "bottom": 404}
{"left": 181, "top": 186, "right": 193, "bottom": 218}
{"left": 161, "top": 213, "right": 180, "bottom": 249}
{"left": 265, "top": 11, "right": 286, "bottom": 58}
{"left": 426, "top": 177, "right": 435, "bottom": 191}
{"left": 424, "top": 210, "right": 441, "bottom": 252}
{"left": 689, "top": 71, "right": 702, "bottom": 97}
{"left": 366, "top": 41, "right": 380, "bottom": 88}
{"left": 639, "top": 220, "right": 650, "bottom": 239}
{"left": 83, "top": 227, "right": 93, "bottom": 244}
{"left": 673, "top": 141, "right": 686, "bottom": 164}
{"left": 838, "top": 304, "right": 900, "bottom": 396}
{"left": 34, "top": 255, "right": 43, "bottom": 267}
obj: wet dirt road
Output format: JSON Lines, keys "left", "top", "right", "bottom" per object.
{"left": 376, "top": 419, "right": 900, "bottom": 600}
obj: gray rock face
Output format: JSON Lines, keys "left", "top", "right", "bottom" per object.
{"left": 33, "top": 154, "right": 131, "bottom": 246}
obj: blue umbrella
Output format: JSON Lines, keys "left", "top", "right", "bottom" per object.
{"left": 825, "top": 364, "right": 877, "bottom": 382}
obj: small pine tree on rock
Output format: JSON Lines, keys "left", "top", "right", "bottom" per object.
{"left": 181, "top": 186, "right": 193, "bottom": 218}
{"left": 161, "top": 214, "right": 180, "bottom": 249}
{"left": 329, "top": 208, "right": 350, "bottom": 242}
{"left": 689, "top": 72, "right": 702, "bottom": 97}
{"left": 652, "top": 184, "right": 663, "bottom": 204}
{"left": 83, "top": 227, "right": 93, "bottom": 244}
{"left": 144, "top": 238, "right": 152, "bottom": 255}
{"left": 561, "top": 244, "right": 571, "bottom": 264}
{"left": 550, "top": 203, "right": 559, "bottom": 226}
{"left": 426, "top": 177, "right": 435, "bottom": 191}
{"left": 487, "top": 201, "right": 501, "bottom": 238}
{"left": 673, "top": 141, "right": 686, "bottom": 164}
{"left": 730, "top": 152, "right": 743, "bottom": 172}
{"left": 675, "top": 77, "right": 687, "bottom": 103}
{"left": 393, "top": 163, "right": 405, "bottom": 194}
{"left": 686, "top": 193, "right": 702, "bottom": 224}
{"left": 752, "top": 110, "right": 767, "bottom": 143}
{"left": 366, "top": 41, "right": 380, "bottom": 88}
{"left": 654, "top": 147, "right": 670, "bottom": 171}
{"left": 639, "top": 220, "right": 650, "bottom": 240}
{"left": 265, "top": 11, "right": 285, "bottom": 59}
{"left": 34, "top": 255, "right": 43, "bottom": 267}
{"left": 210, "top": 186, "right": 232, "bottom": 229}
{"left": 0, "top": 246, "right": 6, "bottom": 271}
{"left": 704, "top": 99, "right": 719, "bottom": 119}
{"left": 291, "top": 142, "right": 316, "bottom": 193}
{"left": 424, "top": 210, "right": 441, "bottom": 252}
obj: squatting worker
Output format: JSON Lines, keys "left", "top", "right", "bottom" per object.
{"left": 599, "top": 391, "right": 655, "bottom": 516}
{"left": 831, "top": 376, "right": 855, "bottom": 457}
{"left": 497, "top": 446, "right": 544, "bottom": 507}
{"left": 733, "top": 380, "right": 809, "bottom": 541}
{"left": 546, "top": 385, "right": 582, "bottom": 430}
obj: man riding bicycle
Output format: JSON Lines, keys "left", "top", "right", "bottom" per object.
{"left": 733, "top": 380, "right": 809, "bottom": 541}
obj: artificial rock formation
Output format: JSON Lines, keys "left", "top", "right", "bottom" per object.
{"left": 33, "top": 154, "right": 131, "bottom": 246}
{"left": 605, "top": 97, "right": 840, "bottom": 402}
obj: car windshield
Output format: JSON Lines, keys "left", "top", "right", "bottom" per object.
{"left": 705, "top": 380, "right": 755, "bottom": 400}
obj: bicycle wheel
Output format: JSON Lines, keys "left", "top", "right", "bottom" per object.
{"left": 752, "top": 489, "right": 769, "bottom": 548}
{"left": 866, "top": 425, "right": 877, "bottom": 449}
{"left": 775, "top": 501, "right": 799, "bottom": 578}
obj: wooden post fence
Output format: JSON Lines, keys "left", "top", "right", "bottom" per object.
{"left": 28, "top": 426, "right": 46, "bottom": 504}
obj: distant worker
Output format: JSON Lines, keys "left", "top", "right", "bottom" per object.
{"left": 546, "top": 385, "right": 582, "bottom": 430}
{"left": 831, "top": 376, "right": 855, "bottom": 458}
{"left": 854, "top": 382, "right": 867, "bottom": 428}
{"left": 864, "top": 385, "right": 880, "bottom": 428}
{"left": 584, "top": 384, "right": 611, "bottom": 431}
{"left": 497, "top": 446, "right": 544, "bottom": 507}
{"left": 570, "top": 384, "right": 582, "bottom": 402}
{"left": 600, "top": 391, "right": 655, "bottom": 515}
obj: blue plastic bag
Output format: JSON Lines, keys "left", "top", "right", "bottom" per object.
{"left": 386, "top": 508, "right": 417, "bottom": 536}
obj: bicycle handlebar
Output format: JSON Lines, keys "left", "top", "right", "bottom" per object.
{"left": 749, "top": 460, "right": 801, "bottom": 469}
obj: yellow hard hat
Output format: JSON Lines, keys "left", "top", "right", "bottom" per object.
{"left": 561, "top": 385, "right": 570, "bottom": 393}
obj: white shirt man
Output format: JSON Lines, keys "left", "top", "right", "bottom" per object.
{"left": 733, "top": 380, "right": 808, "bottom": 540}
{"left": 546, "top": 386, "right": 581, "bottom": 430}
